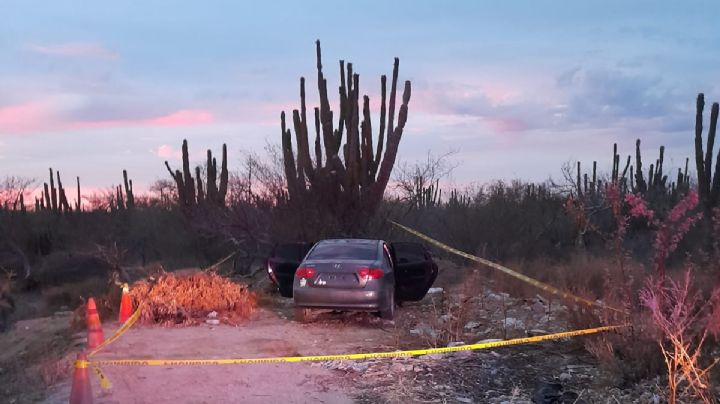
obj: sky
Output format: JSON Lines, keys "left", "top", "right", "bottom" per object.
{"left": 1, "top": 1, "right": 719, "bottom": 197}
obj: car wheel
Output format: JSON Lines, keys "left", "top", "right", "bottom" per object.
{"left": 379, "top": 291, "right": 395, "bottom": 320}
{"left": 294, "top": 307, "right": 312, "bottom": 323}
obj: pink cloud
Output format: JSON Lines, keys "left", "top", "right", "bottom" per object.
{"left": 482, "top": 116, "right": 528, "bottom": 133}
{"left": 0, "top": 101, "right": 57, "bottom": 134}
{"left": 148, "top": 110, "right": 214, "bottom": 126}
{"left": 0, "top": 98, "right": 216, "bottom": 135}
{"left": 28, "top": 43, "right": 119, "bottom": 60}
{"left": 156, "top": 144, "right": 182, "bottom": 160}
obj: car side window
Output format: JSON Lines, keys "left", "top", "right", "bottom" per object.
{"left": 382, "top": 244, "right": 394, "bottom": 269}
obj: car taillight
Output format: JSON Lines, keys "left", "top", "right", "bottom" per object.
{"left": 296, "top": 267, "right": 316, "bottom": 279}
{"left": 357, "top": 268, "right": 384, "bottom": 280}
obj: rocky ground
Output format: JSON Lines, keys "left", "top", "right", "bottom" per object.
{"left": 4, "top": 259, "right": 719, "bottom": 403}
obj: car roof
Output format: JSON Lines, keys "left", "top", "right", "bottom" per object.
{"left": 316, "top": 239, "right": 381, "bottom": 245}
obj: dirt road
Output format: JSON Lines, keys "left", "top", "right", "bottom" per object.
{"left": 44, "top": 299, "right": 396, "bottom": 403}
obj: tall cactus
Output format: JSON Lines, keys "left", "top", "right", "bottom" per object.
{"left": 75, "top": 176, "right": 81, "bottom": 212}
{"left": 49, "top": 168, "right": 57, "bottom": 212}
{"left": 280, "top": 40, "right": 412, "bottom": 222}
{"left": 165, "top": 139, "right": 228, "bottom": 209}
{"left": 693, "top": 93, "right": 720, "bottom": 210}
{"left": 40, "top": 168, "right": 70, "bottom": 213}
{"left": 414, "top": 178, "right": 440, "bottom": 208}
{"left": 123, "top": 170, "right": 135, "bottom": 209}
{"left": 56, "top": 171, "right": 71, "bottom": 213}
{"left": 634, "top": 139, "right": 647, "bottom": 193}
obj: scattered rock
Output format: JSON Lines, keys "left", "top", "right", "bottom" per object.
{"left": 53, "top": 311, "right": 73, "bottom": 317}
{"left": 455, "top": 397, "right": 473, "bottom": 403}
{"left": 409, "top": 323, "right": 437, "bottom": 338}
{"left": 531, "top": 382, "right": 562, "bottom": 404}
{"left": 502, "top": 317, "right": 525, "bottom": 329}
{"left": 464, "top": 321, "right": 481, "bottom": 330}
{"left": 419, "top": 353, "right": 444, "bottom": 360}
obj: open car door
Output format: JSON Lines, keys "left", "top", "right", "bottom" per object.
{"left": 390, "top": 242, "right": 439, "bottom": 302}
{"left": 267, "top": 242, "right": 314, "bottom": 297}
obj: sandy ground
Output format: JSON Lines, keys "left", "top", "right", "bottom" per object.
{"left": 43, "top": 302, "right": 394, "bottom": 404}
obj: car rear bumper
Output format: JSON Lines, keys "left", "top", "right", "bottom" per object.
{"left": 293, "top": 286, "right": 389, "bottom": 310}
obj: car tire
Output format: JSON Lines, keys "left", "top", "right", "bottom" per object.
{"left": 294, "top": 307, "right": 312, "bottom": 323}
{"left": 379, "top": 291, "right": 395, "bottom": 320}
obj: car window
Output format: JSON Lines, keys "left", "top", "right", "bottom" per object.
{"left": 393, "top": 242, "right": 427, "bottom": 263}
{"left": 306, "top": 243, "right": 378, "bottom": 260}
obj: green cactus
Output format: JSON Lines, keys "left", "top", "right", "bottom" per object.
{"left": 280, "top": 40, "right": 412, "bottom": 225}
{"left": 165, "top": 140, "right": 228, "bottom": 209}
{"left": 693, "top": 93, "right": 720, "bottom": 210}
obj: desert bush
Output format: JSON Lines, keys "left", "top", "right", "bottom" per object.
{"left": 129, "top": 272, "right": 256, "bottom": 326}
{"left": 640, "top": 269, "right": 720, "bottom": 403}
{"left": 571, "top": 187, "right": 720, "bottom": 401}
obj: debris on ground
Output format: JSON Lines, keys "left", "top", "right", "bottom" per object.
{"left": 129, "top": 272, "right": 256, "bottom": 326}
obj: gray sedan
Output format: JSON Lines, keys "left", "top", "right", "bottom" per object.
{"left": 292, "top": 239, "right": 438, "bottom": 322}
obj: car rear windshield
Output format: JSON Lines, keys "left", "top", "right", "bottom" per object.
{"left": 306, "top": 243, "right": 378, "bottom": 261}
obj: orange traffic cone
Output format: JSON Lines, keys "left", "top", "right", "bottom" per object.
{"left": 69, "top": 352, "right": 93, "bottom": 404}
{"left": 118, "top": 283, "right": 132, "bottom": 323}
{"left": 86, "top": 298, "right": 104, "bottom": 349}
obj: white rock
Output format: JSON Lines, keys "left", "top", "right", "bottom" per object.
{"left": 447, "top": 341, "right": 466, "bottom": 347}
{"left": 427, "top": 287, "right": 444, "bottom": 294}
{"left": 205, "top": 319, "right": 220, "bottom": 325}
{"left": 502, "top": 317, "right": 525, "bottom": 329}
{"left": 464, "top": 321, "right": 481, "bottom": 330}
{"left": 455, "top": 397, "right": 473, "bottom": 403}
{"left": 420, "top": 353, "right": 444, "bottom": 360}
{"left": 559, "top": 372, "right": 571, "bottom": 381}
{"left": 409, "top": 324, "right": 437, "bottom": 338}
{"left": 350, "top": 362, "right": 369, "bottom": 372}
{"left": 207, "top": 311, "right": 218, "bottom": 319}
{"left": 477, "top": 338, "right": 503, "bottom": 344}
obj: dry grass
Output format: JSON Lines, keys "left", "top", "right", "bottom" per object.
{"left": 129, "top": 271, "right": 256, "bottom": 326}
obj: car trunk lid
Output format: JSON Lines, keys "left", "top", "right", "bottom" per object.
{"left": 303, "top": 260, "right": 376, "bottom": 289}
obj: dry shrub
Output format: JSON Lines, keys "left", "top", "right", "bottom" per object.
{"left": 129, "top": 272, "right": 256, "bottom": 326}
{"left": 640, "top": 269, "right": 720, "bottom": 404}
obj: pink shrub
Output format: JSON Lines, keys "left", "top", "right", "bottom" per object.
{"left": 628, "top": 190, "right": 720, "bottom": 403}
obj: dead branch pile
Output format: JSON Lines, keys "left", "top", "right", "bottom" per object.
{"left": 129, "top": 272, "right": 256, "bottom": 326}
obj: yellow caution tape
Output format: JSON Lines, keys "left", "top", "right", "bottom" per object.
{"left": 389, "top": 220, "right": 626, "bottom": 314}
{"left": 203, "top": 251, "right": 238, "bottom": 272}
{"left": 93, "top": 366, "right": 112, "bottom": 390}
{"left": 78, "top": 324, "right": 626, "bottom": 368}
{"left": 88, "top": 302, "right": 143, "bottom": 357}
